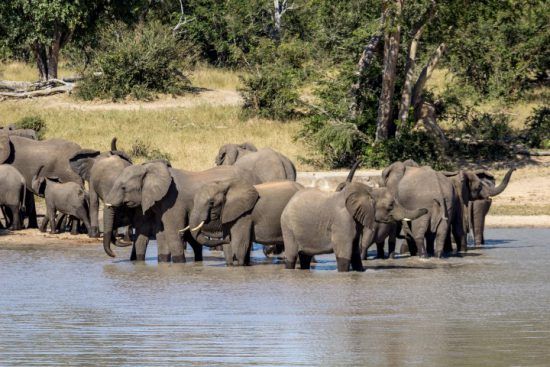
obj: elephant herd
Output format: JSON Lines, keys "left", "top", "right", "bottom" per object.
{"left": 0, "top": 132, "right": 514, "bottom": 272}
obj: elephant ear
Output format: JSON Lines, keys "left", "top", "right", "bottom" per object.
{"left": 0, "top": 133, "right": 11, "bottom": 163}
{"left": 222, "top": 180, "right": 259, "bottom": 224}
{"left": 345, "top": 183, "right": 375, "bottom": 229}
{"left": 110, "top": 150, "right": 132, "bottom": 164}
{"left": 141, "top": 161, "right": 172, "bottom": 214}
{"left": 381, "top": 161, "right": 406, "bottom": 187}
{"left": 238, "top": 142, "right": 258, "bottom": 152}
{"left": 69, "top": 149, "right": 101, "bottom": 182}
{"left": 31, "top": 175, "right": 47, "bottom": 196}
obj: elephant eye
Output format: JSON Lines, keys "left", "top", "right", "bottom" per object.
{"left": 121, "top": 185, "right": 126, "bottom": 191}
{"left": 208, "top": 200, "right": 214, "bottom": 206}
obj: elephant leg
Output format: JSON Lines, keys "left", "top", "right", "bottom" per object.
{"left": 451, "top": 220, "right": 466, "bottom": 253}
{"left": 70, "top": 217, "right": 79, "bottom": 235}
{"left": 282, "top": 227, "right": 298, "bottom": 270}
{"left": 47, "top": 206, "right": 58, "bottom": 234}
{"left": 298, "top": 252, "right": 313, "bottom": 270}
{"left": 426, "top": 232, "right": 436, "bottom": 256}
{"left": 39, "top": 215, "right": 49, "bottom": 232}
{"left": 88, "top": 187, "right": 100, "bottom": 238}
{"left": 411, "top": 218, "right": 429, "bottom": 258}
{"left": 223, "top": 244, "right": 234, "bottom": 266}
{"left": 186, "top": 237, "right": 203, "bottom": 262}
{"left": 336, "top": 257, "right": 350, "bottom": 272}
{"left": 361, "top": 244, "right": 369, "bottom": 260}
{"left": 8, "top": 205, "right": 21, "bottom": 230}
{"left": 375, "top": 241, "right": 385, "bottom": 259}
{"left": 133, "top": 234, "right": 149, "bottom": 261}
{"left": 156, "top": 231, "right": 172, "bottom": 263}
{"left": 388, "top": 229, "right": 397, "bottom": 259}
{"left": 0, "top": 206, "right": 5, "bottom": 229}
{"left": 351, "top": 240, "right": 364, "bottom": 272}
{"left": 435, "top": 226, "right": 450, "bottom": 258}
{"left": 230, "top": 217, "right": 252, "bottom": 266}
{"left": 75, "top": 207, "right": 91, "bottom": 236}
{"left": 25, "top": 190, "right": 38, "bottom": 229}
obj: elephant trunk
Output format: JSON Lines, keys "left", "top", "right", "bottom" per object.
{"left": 103, "top": 206, "right": 116, "bottom": 257}
{"left": 488, "top": 168, "right": 514, "bottom": 196}
{"left": 392, "top": 205, "right": 428, "bottom": 222}
{"left": 346, "top": 159, "right": 362, "bottom": 182}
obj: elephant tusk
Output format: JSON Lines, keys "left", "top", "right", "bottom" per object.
{"left": 104, "top": 203, "right": 113, "bottom": 207}
{"left": 179, "top": 225, "right": 190, "bottom": 233}
{"left": 191, "top": 221, "right": 205, "bottom": 232}
{"left": 402, "top": 218, "right": 412, "bottom": 222}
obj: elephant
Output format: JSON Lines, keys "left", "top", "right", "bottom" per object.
{"left": 381, "top": 162, "right": 458, "bottom": 258}
{"left": 32, "top": 173, "right": 91, "bottom": 235}
{"left": 0, "top": 126, "right": 37, "bottom": 140}
{"left": 0, "top": 164, "right": 27, "bottom": 230}
{"left": 185, "top": 178, "right": 303, "bottom": 266}
{"left": 281, "top": 179, "right": 427, "bottom": 272}
{"left": 215, "top": 142, "right": 296, "bottom": 183}
{"left": 468, "top": 168, "right": 515, "bottom": 247}
{"left": 0, "top": 134, "right": 84, "bottom": 228}
{"left": 104, "top": 160, "right": 258, "bottom": 263}
{"left": 440, "top": 167, "right": 514, "bottom": 252}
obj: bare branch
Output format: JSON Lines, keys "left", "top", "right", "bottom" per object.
{"left": 173, "top": 0, "right": 195, "bottom": 34}
{"left": 411, "top": 42, "right": 447, "bottom": 111}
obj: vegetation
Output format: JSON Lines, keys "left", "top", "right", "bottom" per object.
{"left": 14, "top": 115, "right": 47, "bottom": 140}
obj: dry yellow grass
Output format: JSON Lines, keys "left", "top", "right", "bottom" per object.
{"left": 189, "top": 64, "right": 244, "bottom": 90}
{"left": 0, "top": 98, "right": 315, "bottom": 171}
{"left": 0, "top": 60, "right": 78, "bottom": 81}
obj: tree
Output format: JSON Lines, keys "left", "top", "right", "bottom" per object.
{"left": 0, "top": 0, "right": 142, "bottom": 80}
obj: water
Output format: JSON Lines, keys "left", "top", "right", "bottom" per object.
{"left": 1, "top": 229, "right": 549, "bottom": 366}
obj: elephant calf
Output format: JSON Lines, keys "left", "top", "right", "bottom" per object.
{"left": 281, "top": 182, "right": 427, "bottom": 272}
{"left": 186, "top": 179, "right": 303, "bottom": 266}
{"left": 0, "top": 165, "right": 27, "bottom": 230}
{"left": 32, "top": 174, "right": 91, "bottom": 235}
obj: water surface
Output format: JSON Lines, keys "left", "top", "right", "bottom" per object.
{"left": 1, "top": 229, "right": 549, "bottom": 366}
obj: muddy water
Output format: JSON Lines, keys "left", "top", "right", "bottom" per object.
{"left": 0, "top": 229, "right": 549, "bottom": 366}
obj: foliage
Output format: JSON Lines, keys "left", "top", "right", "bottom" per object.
{"left": 523, "top": 106, "right": 550, "bottom": 149}
{"left": 130, "top": 139, "right": 172, "bottom": 162}
{"left": 14, "top": 115, "right": 46, "bottom": 140}
{"left": 76, "top": 22, "right": 192, "bottom": 101}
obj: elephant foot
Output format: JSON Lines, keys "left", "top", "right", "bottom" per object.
{"left": 298, "top": 253, "right": 312, "bottom": 270}
{"left": 375, "top": 254, "right": 386, "bottom": 260}
{"left": 435, "top": 251, "right": 445, "bottom": 259}
{"left": 50, "top": 230, "right": 59, "bottom": 235}
{"left": 285, "top": 258, "right": 297, "bottom": 270}
{"left": 158, "top": 254, "right": 171, "bottom": 263}
{"left": 388, "top": 252, "right": 397, "bottom": 259}
{"left": 89, "top": 227, "right": 100, "bottom": 238}
{"left": 336, "top": 257, "right": 350, "bottom": 272}
{"left": 418, "top": 253, "right": 429, "bottom": 259}
{"left": 172, "top": 254, "right": 186, "bottom": 263}
{"left": 400, "top": 243, "right": 410, "bottom": 254}
{"left": 134, "top": 254, "right": 146, "bottom": 261}
{"left": 70, "top": 229, "right": 79, "bottom": 235}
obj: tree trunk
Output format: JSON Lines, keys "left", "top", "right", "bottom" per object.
{"left": 397, "top": 1, "right": 435, "bottom": 131}
{"left": 412, "top": 42, "right": 447, "bottom": 114}
{"left": 348, "top": 33, "right": 382, "bottom": 119}
{"left": 273, "top": 0, "right": 283, "bottom": 41}
{"left": 375, "top": 0, "right": 402, "bottom": 142}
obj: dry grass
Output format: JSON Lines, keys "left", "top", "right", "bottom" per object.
{"left": 0, "top": 99, "right": 315, "bottom": 171}
{"left": 0, "top": 61, "right": 78, "bottom": 81}
{"left": 189, "top": 64, "right": 244, "bottom": 90}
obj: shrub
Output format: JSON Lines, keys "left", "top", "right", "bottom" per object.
{"left": 130, "top": 139, "right": 172, "bottom": 162}
{"left": 14, "top": 115, "right": 46, "bottom": 139}
{"left": 240, "top": 64, "right": 300, "bottom": 120}
{"left": 523, "top": 106, "right": 550, "bottom": 148}
{"left": 77, "top": 21, "right": 192, "bottom": 101}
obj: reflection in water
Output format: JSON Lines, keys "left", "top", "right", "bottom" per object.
{"left": 1, "top": 229, "right": 549, "bottom": 366}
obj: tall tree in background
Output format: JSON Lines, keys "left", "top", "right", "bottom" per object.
{"left": 0, "top": 0, "right": 142, "bottom": 80}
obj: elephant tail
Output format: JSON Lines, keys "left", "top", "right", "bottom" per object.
{"left": 20, "top": 181, "right": 27, "bottom": 213}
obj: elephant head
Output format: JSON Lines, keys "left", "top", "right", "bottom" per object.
{"left": 0, "top": 134, "right": 12, "bottom": 163}
{"left": 31, "top": 173, "right": 61, "bottom": 197}
{"left": 103, "top": 161, "right": 172, "bottom": 257}
{"left": 69, "top": 137, "right": 132, "bottom": 182}
{"left": 443, "top": 167, "right": 515, "bottom": 203}
{"left": 187, "top": 179, "right": 259, "bottom": 235}
{"left": 215, "top": 142, "right": 258, "bottom": 165}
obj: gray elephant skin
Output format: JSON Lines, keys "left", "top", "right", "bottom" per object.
{"left": 104, "top": 161, "right": 258, "bottom": 263}
{"left": 32, "top": 175, "right": 91, "bottom": 235}
{"left": 0, "top": 134, "right": 83, "bottom": 227}
{"left": 281, "top": 181, "right": 427, "bottom": 272}
{"left": 187, "top": 179, "right": 303, "bottom": 266}
{"left": 215, "top": 142, "right": 296, "bottom": 183}
{"left": 0, "top": 164, "right": 27, "bottom": 230}
{"left": 381, "top": 162, "right": 459, "bottom": 258}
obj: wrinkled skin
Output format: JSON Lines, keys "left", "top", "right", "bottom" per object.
{"left": 105, "top": 161, "right": 258, "bottom": 263}
{"left": 215, "top": 143, "right": 296, "bottom": 183}
{"left": 32, "top": 177, "right": 91, "bottom": 235}
{"left": 281, "top": 182, "right": 427, "bottom": 272}
{"left": 0, "top": 134, "right": 83, "bottom": 228}
{"left": 382, "top": 162, "right": 457, "bottom": 258}
{"left": 188, "top": 179, "right": 303, "bottom": 266}
{"left": 0, "top": 165, "right": 26, "bottom": 230}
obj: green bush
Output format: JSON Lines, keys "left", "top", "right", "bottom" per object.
{"left": 523, "top": 106, "right": 550, "bottom": 148}
{"left": 14, "top": 115, "right": 46, "bottom": 140}
{"left": 76, "top": 21, "right": 192, "bottom": 101}
{"left": 240, "top": 64, "right": 300, "bottom": 120}
{"left": 130, "top": 139, "right": 172, "bottom": 161}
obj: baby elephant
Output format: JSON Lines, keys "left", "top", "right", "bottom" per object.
{"left": 281, "top": 182, "right": 427, "bottom": 272}
{"left": 0, "top": 164, "right": 27, "bottom": 230}
{"left": 186, "top": 179, "right": 303, "bottom": 266}
{"left": 32, "top": 175, "right": 91, "bottom": 235}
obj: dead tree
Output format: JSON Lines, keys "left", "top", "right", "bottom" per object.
{"left": 272, "top": 0, "right": 295, "bottom": 41}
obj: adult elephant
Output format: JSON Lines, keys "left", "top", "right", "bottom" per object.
{"left": 215, "top": 142, "right": 296, "bottom": 183}
{"left": 0, "top": 134, "right": 83, "bottom": 227}
{"left": 104, "top": 161, "right": 258, "bottom": 263}
{"left": 381, "top": 161, "right": 457, "bottom": 258}
{"left": 468, "top": 168, "right": 515, "bottom": 247}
